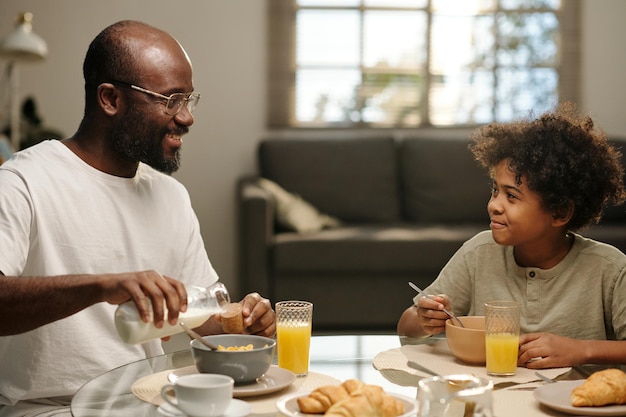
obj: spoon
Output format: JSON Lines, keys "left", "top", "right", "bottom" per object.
{"left": 408, "top": 282, "right": 465, "bottom": 328}
{"left": 179, "top": 322, "right": 219, "bottom": 350}
{"left": 407, "top": 360, "right": 440, "bottom": 377}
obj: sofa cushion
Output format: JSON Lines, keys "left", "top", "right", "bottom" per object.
{"left": 256, "top": 178, "right": 341, "bottom": 233}
{"left": 259, "top": 138, "right": 401, "bottom": 222}
{"left": 401, "top": 137, "right": 492, "bottom": 222}
{"left": 271, "top": 224, "right": 485, "bottom": 273}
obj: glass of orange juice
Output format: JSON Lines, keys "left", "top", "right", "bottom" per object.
{"left": 485, "top": 300, "right": 520, "bottom": 376}
{"left": 276, "top": 301, "right": 313, "bottom": 377}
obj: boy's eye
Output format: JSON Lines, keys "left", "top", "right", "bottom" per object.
{"left": 490, "top": 186, "right": 517, "bottom": 200}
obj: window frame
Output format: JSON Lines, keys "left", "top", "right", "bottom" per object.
{"left": 267, "top": 0, "right": 580, "bottom": 130}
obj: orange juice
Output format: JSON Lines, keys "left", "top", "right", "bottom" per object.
{"left": 277, "top": 322, "right": 311, "bottom": 376}
{"left": 485, "top": 333, "right": 519, "bottom": 375}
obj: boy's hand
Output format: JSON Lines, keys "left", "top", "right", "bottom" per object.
{"left": 415, "top": 294, "right": 452, "bottom": 336}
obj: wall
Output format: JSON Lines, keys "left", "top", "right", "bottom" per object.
{"left": 580, "top": 0, "right": 626, "bottom": 136}
{"left": 0, "top": 0, "right": 625, "bottom": 303}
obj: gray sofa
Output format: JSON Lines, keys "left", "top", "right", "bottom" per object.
{"left": 238, "top": 136, "right": 626, "bottom": 331}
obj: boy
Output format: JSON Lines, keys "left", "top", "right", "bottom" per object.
{"left": 397, "top": 103, "right": 626, "bottom": 369}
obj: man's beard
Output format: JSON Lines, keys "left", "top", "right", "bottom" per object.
{"left": 110, "top": 112, "right": 182, "bottom": 174}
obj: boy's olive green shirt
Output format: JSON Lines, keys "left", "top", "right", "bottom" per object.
{"left": 417, "top": 231, "right": 626, "bottom": 340}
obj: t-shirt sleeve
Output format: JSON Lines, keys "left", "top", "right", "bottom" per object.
{"left": 0, "top": 168, "right": 32, "bottom": 276}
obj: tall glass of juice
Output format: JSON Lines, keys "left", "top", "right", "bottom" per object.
{"left": 276, "top": 301, "right": 313, "bottom": 377}
{"left": 485, "top": 300, "right": 520, "bottom": 376}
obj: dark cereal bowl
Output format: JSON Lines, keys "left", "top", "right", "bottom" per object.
{"left": 190, "top": 334, "right": 276, "bottom": 384}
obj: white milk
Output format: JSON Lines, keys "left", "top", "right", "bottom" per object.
{"left": 115, "top": 306, "right": 211, "bottom": 344}
{"left": 114, "top": 283, "right": 230, "bottom": 344}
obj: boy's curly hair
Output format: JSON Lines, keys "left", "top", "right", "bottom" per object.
{"left": 469, "top": 102, "right": 626, "bottom": 232}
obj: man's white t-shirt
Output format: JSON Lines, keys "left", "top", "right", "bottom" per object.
{"left": 0, "top": 140, "right": 218, "bottom": 405}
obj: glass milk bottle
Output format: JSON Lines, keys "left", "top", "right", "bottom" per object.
{"left": 115, "top": 282, "right": 230, "bottom": 344}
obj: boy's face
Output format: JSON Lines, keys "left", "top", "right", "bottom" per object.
{"left": 488, "top": 160, "right": 555, "bottom": 247}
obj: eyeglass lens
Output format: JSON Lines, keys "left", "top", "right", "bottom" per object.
{"left": 167, "top": 93, "right": 200, "bottom": 115}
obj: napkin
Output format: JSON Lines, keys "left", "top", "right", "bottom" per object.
{"left": 372, "top": 340, "right": 570, "bottom": 389}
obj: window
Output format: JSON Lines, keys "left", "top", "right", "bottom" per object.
{"left": 268, "top": 0, "right": 580, "bottom": 129}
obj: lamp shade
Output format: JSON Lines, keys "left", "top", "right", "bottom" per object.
{"left": 0, "top": 12, "right": 47, "bottom": 61}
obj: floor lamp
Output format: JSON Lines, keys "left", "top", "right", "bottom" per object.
{"left": 0, "top": 12, "right": 47, "bottom": 151}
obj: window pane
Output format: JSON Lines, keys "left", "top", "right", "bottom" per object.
{"left": 432, "top": 0, "right": 497, "bottom": 14}
{"left": 431, "top": 14, "right": 495, "bottom": 73}
{"left": 363, "top": 11, "right": 427, "bottom": 68}
{"left": 496, "top": 12, "right": 559, "bottom": 66}
{"left": 365, "top": 0, "right": 427, "bottom": 7}
{"left": 297, "top": 0, "right": 360, "bottom": 6}
{"left": 500, "top": 0, "right": 560, "bottom": 10}
{"left": 360, "top": 72, "right": 423, "bottom": 126}
{"left": 430, "top": 71, "right": 494, "bottom": 126}
{"left": 297, "top": 11, "right": 360, "bottom": 66}
{"left": 296, "top": 69, "right": 361, "bottom": 124}
{"left": 495, "top": 68, "right": 558, "bottom": 121}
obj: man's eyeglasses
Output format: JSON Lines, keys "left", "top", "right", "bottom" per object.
{"left": 110, "top": 80, "right": 200, "bottom": 116}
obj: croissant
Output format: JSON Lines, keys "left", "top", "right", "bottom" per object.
{"left": 325, "top": 387, "right": 404, "bottom": 417}
{"left": 325, "top": 391, "right": 382, "bottom": 417}
{"left": 296, "top": 379, "right": 404, "bottom": 417}
{"left": 297, "top": 384, "right": 350, "bottom": 413}
{"left": 380, "top": 392, "right": 405, "bottom": 417}
{"left": 342, "top": 379, "right": 366, "bottom": 395}
{"left": 571, "top": 368, "right": 626, "bottom": 407}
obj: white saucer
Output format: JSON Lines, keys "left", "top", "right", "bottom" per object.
{"left": 169, "top": 365, "right": 296, "bottom": 398}
{"left": 157, "top": 399, "right": 251, "bottom": 417}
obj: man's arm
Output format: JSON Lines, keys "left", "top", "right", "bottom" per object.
{"left": 0, "top": 270, "right": 187, "bottom": 335}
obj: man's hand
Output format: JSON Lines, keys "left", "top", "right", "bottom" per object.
{"left": 101, "top": 270, "right": 188, "bottom": 329}
{"left": 240, "top": 293, "right": 275, "bottom": 337}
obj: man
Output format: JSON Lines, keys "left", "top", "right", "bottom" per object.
{"left": 0, "top": 20, "right": 275, "bottom": 416}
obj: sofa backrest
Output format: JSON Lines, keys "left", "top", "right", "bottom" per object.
{"left": 259, "top": 138, "right": 401, "bottom": 222}
{"left": 600, "top": 137, "right": 626, "bottom": 223}
{"left": 400, "top": 137, "right": 492, "bottom": 223}
{"left": 257, "top": 136, "right": 626, "bottom": 226}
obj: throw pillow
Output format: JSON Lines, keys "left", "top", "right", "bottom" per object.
{"left": 257, "top": 178, "right": 342, "bottom": 233}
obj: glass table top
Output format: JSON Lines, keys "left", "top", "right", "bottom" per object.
{"left": 71, "top": 334, "right": 417, "bottom": 417}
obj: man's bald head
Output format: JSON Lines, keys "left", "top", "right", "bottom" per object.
{"left": 82, "top": 20, "right": 190, "bottom": 114}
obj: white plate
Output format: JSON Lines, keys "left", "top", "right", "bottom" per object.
{"left": 276, "top": 390, "right": 418, "bottom": 417}
{"left": 157, "top": 398, "right": 251, "bottom": 417}
{"left": 169, "top": 365, "right": 296, "bottom": 398}
{"left": 534, "top": 380, "right": 626, "bottom": 416}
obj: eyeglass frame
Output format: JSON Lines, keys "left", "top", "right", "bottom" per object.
{"left": 108, "top": 80, "right": 200, "bottom": 116}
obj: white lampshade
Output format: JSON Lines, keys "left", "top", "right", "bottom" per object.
{"left": 0, "top": 12, "right": 47, "bottom": 61}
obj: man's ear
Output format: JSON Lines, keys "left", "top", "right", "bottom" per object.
{"left": 552, "top": 200, "right": 574, "bottom": 227}
{"left": 97, "top": 83, "right": 121, "bottom": 116}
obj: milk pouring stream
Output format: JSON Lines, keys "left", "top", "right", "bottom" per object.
{"left": 114, "top": 282, "right": 230, "bottom": 344}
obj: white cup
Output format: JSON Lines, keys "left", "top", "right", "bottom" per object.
{"left": 160, "top": 373, "right": 234, "bottom": 417}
